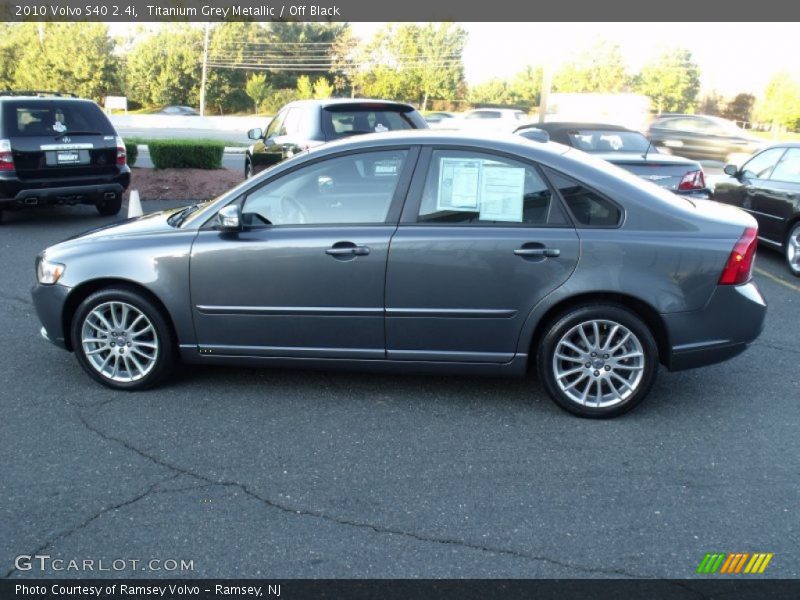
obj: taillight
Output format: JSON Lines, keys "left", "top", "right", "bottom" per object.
{"left": 0, "top": 139, "right": 14, "bottom": 171}
{"left": 719, "top": 227, "right": 758, "bottom": 285}
{"left": 678, "top": 169, "right": 706, "bottom": 191}
{"left": 115, "top": 136, "right": 126, "bottom": 166}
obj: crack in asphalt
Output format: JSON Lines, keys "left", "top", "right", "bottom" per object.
{"left": 0, "top": 291, "right": 32, "bottom": 307}
{"left": 3, "top": 474, "right": 180, "bottom": 579}
{"left": 752, "top": 341, "right": 800, "bottom": 356}
{"left": 69, "top": 409, "right": 665, "bottom": 580}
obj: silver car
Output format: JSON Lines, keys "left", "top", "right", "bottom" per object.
{"left": 32, "top": 131, "right": 766, "bottom": 418}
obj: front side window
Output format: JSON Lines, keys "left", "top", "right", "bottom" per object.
{"left": 241, "top": 150, "right": 408, "bottom": 226}
{"left": 769, "top": 148, "right": 800, "bottom": 184}
{"left": 265, "top": 110, "right": 286, "bottom": 139}
{"left": 742, "top": 147, "right": 785, "bottom": 180}
{"left": 417, "top": 150, "right": 567, "bottom": 226}
{"left": 546, "top": 169, "right": 622, "bottom": 227}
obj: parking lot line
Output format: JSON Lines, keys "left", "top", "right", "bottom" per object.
{"left": 754, "top": 267, "right": 800, "bottom": 293}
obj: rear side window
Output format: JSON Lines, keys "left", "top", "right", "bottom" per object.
{"left": 546, "top": 169, "right": 622, "bottom": 227}
{"left": 322, "top": 107, "right": 415, "bottom": 140}
{"left": 2, "top": 100, "right": 114, "bottom": 137}
{"left": 417, "top": 150, "right": 569, "bottom": 226}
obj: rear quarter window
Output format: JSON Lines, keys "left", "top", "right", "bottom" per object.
{"left": 546, "top": 169, "right": 622, "bottom": 227}
{"left": 2, "top": 100, "right": 114, "bottom": 137}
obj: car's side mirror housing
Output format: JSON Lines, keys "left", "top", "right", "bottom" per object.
{"left": 247, "top": 128, "right": 263, "bottom": 141}
{"left": 215, "top": 204, "right": 242, "bottom": 232}
{"left": 723, "top": 164, "right": 739, "bottom": 177}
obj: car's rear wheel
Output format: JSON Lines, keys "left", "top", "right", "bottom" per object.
{"left": 96, "top": 193, "right": 122, "bottom": 216}
{"left": 537, "top": 305, "right": 659, "bottom": 418}
{"left": 71, "top": 288, "right": 175, "bottom": 390}
{"left": 785, "top": 222, "right": 800, "bottom": 277}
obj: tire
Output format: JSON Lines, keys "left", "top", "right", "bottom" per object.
{"left": 96, "top": 194, "right": 122, "bottom": 216}
{"left": 245, "top": 159, "right": 254, "bottom": 179}
{"left": 70, "top": 287, "right": 176, "bottom": 390}
{"left": 785, "top": 222, "right": 800, "bottom": 277}
{"left": 537, "top": 304, "right": 659, "bottom": 418}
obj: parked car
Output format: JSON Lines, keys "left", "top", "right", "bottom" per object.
{"left": 516, "top": 122, "right": 709, "bottom": 196}
{"left": 457, "top": 108, "right": 529, "bottom": 133}
{"left": 424, "top": 111, "right": 458, "bottom": 128}
{"left": 32, "top": 131, "right": 766, "bottom": 418}
{"left": 0, "top": 91, "right": 130, "bottom": 223}
{"left": 646, "top": 114, "right": 762, "bottom": 163}
{"left": 244, "top": 99, "right": 428, "bottom": 178}
{"left": 712, "top": 143, "right": 800, "bottom": 276}
{"left": 159, "top": 105, "right": 199, "bottom": 116}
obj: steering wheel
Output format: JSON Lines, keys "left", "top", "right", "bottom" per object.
{"left": 279, "top": 195, "right": 309, "bottom": 225}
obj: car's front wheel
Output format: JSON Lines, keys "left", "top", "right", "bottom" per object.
{"left": 537, "top": 305, "right": 659, "bottom": 418}
{"left": 71, "top": 288, "right": 175, "bottom": 390}
{"left": 244, "top": 159, "right": 254, "bottom": 179}
{"left": 96, "top": 194, "right": 122, "bottom": 216}
{"left": 785, "top": 222, "right": 800, "bottom": 277}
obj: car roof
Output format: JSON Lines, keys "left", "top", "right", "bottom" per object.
{"left": 520, "top": 122, "right": 634, "bottom": 134}
{"left": 284, "top": 98, "right": 417, "bottom": 110}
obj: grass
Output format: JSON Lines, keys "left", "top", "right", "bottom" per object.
{"left": 750, "top": 130, "right": 800, "bottom": 143}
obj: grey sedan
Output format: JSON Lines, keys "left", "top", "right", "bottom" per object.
{"left": 32, "top": 131, "right": 767, "bottom": 418}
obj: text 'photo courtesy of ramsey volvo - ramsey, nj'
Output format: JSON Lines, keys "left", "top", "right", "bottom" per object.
{"left": 32, "top": 131, "right": 766, "bottom": 418}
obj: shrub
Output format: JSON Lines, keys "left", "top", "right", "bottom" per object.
{"left": 147, "top": 140, "right": 224, "bottom": 169}
{"left": 260, "top": 88, "right": 300, "bottom": 115}
{"left": 125, "top": 142, "right": 138, "bottom": 168}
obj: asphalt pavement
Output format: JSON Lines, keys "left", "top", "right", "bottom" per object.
{"left": 1, "top": 201, "right": 798, "bottom": 579}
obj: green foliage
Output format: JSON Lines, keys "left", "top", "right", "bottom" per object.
{"left": 125, "top": 27, "right": 203, "bottom": 108}
{"left": 352, "top": 23, "right": 467, "bottom": 109}
{"left": 722, "top": 93, "right": 756, "bottom": 123}
{"left": 467, "top": 65, "right": 543, "bottom": 109}
{"left": 312, "top": 77, "right": 334, "bottom": 99}
{"left": 148, "top": 140, "right": 224, "bottom": 170}
{"left": 553, "top": 41, "right": 630, "bottom": 94}
{"left": 260, "top": 89, "right": 301, "bottom": 114}
{"left": 245, "top": 73, "right": 272, "bottom": 113}
{"left": 125, "top": 142, "right": 138, "bottom": 168}
{"left": 204, "top": 22, "right": 259, "bottom": 115}
{"left": 635, "top": 47, "right": 700, "bottom": 113}
{"left": 2, "top": 23, "right": 120, "bottom": 101}
{"left": 756, "top": 72, "right": 800, "bottom": 130}
{"left": 296, "top": 75, "right": 314, "bottom": 100}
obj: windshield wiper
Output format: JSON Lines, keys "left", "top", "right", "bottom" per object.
{"left": 168, "top": 203, "right": 201, "bottom": 227}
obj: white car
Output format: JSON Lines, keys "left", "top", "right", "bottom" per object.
{"left": 457, "top": 108, "right": 529, "bottom": 133}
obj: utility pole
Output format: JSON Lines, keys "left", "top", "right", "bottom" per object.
{"left": 538, "top": 61, "right": 552, "bottom": 124}
{"left": 199, "top": 22, "right": 210, "bottom": 116}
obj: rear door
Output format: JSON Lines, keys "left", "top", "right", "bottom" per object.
{"left": 385, "top": 148, "right": 580, "bottom": 363}
{"left": 755, "top": 148, "right": 800, "bottom": 243}
{"left": 4, "top": 100, "right": 118, "bottom": 182}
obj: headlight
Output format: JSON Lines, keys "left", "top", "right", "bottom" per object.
{"left": 36, "top": 258, "right": 65, "bottom": 285}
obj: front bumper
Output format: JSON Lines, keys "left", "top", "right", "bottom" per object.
{"left": 663, "top": 281, "right": 766, "bottom": 371}
{"left": 31, "top": 282, "right": 72, "bottom": 350}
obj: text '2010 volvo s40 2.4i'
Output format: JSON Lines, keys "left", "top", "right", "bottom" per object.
{"left": 32, "top": 131, "right": 766, "bottom": 418}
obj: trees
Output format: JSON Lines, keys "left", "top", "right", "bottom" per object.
{"left": 635, "top": 47, "right": 700, "bottom": 114}
{"left": 312, "top": 77, "right": 334, "bottom": 99}
{"left": 553, "top": 41, "right": 630, "bottom": 94}
{"left": 296, "top": 75, "right": 314, "bottom": 100}
{"left": 245, "top": 74, "right": 272, "bottom": 113}
{"left": 722, "top": 93, "right": 756, "bottom": 124}
{"left": 756, "top": 72, "right": 800, "bottom": 131}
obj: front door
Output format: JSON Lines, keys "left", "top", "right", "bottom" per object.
{"left": 190, "top": 147, "right": 416, "bottom": 359}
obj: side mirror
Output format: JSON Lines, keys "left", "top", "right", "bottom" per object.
{"left": 215, "top": 204, "right": 242, "bottom": 232}
{"left": 247, "top": 128, "right": 263, "bottom": 141}
{"left": 723, "top": 164, "right": 739, "bottom": 177}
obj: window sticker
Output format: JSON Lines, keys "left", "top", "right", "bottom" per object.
{"left": 437, "top": 158, "right": 482, "bottom": 211}
{"left": 478, "top": 165, "right": 525, "bottom": 222}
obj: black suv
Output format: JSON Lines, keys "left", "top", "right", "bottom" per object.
{"left": 0, "top": 92, "right": 130, "bottom": 223}
{"left": 245, "top": 99, "right": 428, "bottom": 178}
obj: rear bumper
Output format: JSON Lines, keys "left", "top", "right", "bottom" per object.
{"left": 31, "top": 282, "right": 72, "bottom": 350}
{"left": 0, "top": 171, "right": 129, "bottom": 208}
{"left": 663, "top": 281, "right": 766, "bottom": 371}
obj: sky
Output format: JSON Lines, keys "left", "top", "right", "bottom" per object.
{"left": 107, "top": 22, "right": 800, "bottom": 98}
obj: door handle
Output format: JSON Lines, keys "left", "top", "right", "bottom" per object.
{"left": 514, "top": 247, "right": 560, "bottom": 258}
{"left": 326, "top": 244, "right": 370, "bottom": 257}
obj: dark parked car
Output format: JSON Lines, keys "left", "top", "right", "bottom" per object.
{"left": 713, "top": 143, "right": 800, "bottom": 276}
{"left": 646, "top": 114, "right": 762, "bottom": 163}
{"left": 244, "top": 99, "right": 428, "bottom": 178}
{"left": 32, "top": 131, "right": 766, "bottom": 418}
{"left": 0, "top": 92, "right": 130, "bottom": 223}
{"left": 516, "top": 122, "right": 708, "bottom": 196}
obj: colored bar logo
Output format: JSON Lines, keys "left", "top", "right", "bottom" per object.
{"left": 697, "top": 552, "right": 773, "bottom": 574}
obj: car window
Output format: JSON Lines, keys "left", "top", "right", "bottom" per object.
{"left": 769, "top": 148, "right": 800, "bottom": 184}
{"left": 417, "top": 150, "right": 568, "bottom": 226}
{"left": 241, "top": 150, "right": 408, "bottom": 226}
{"left": 265, "top": 110, "right": 286, "bottom": 139}
{"left": 281, "top": 108, "right": 301, "bottom": 137}
{"left": 545, "top": 169, "right": 622, "bottom": 227}
{"left": 568, "top": 130, "right": 650, "bottom": 153}
{"left": 321, "top": 108, "right": 415, "bottom": 140}
{"left": 741, "top": 147, "right": 785, "bottom": 180}
{"left": 2, "top": 100, "right": 114, "bottom": 137}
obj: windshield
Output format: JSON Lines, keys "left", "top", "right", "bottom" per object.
{"left": 567, "top": 130, "right": 650, "bottom": 153}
